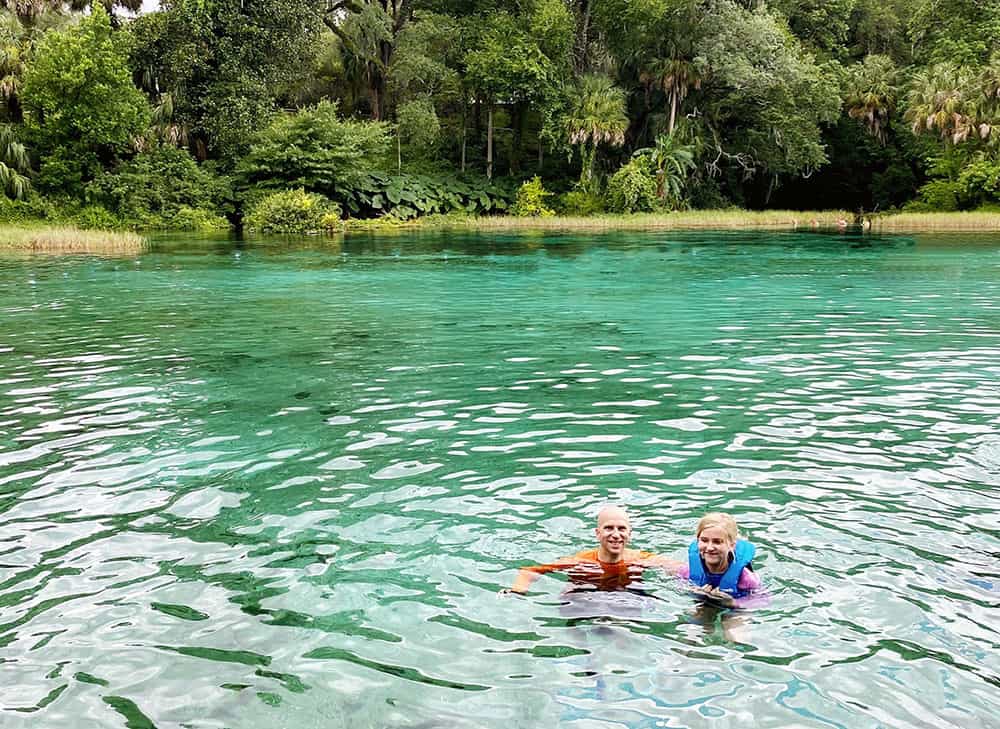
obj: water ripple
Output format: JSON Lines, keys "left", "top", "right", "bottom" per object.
{"left": 1, "top": 233, "right": 999, "bottom": 727}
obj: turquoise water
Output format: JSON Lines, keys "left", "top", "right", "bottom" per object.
{"left": 1, "top": 231, "right": 998, "bottom": 728}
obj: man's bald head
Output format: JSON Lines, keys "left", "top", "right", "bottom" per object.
{"left": 596, "top": 505, "right": 630, "bottom": 528}
{"left": 594, "top": 505, "right": 632, "bottom": 562}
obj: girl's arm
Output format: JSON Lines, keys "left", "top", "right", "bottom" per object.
{"left": 731, "top": 567, "right": 769, "bottom": 609}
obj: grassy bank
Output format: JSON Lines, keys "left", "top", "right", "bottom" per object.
{"left": 344, "top": 209, "right": 854, "bottom": 233}
{"left": 0, "top": 225, "right": 146, "bottom": 254}
{"left": 342, "top": 209, "right": 1000, "bottom": 234}
{"left": 869, "top": 211, "right": 1000, "bottom": 231}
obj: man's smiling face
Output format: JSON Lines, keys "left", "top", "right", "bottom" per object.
{"left": 595, "top": 507, "right": 631, "bottom": 562}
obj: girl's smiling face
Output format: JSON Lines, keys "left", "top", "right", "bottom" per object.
{"left": 698, "top": 525, "right": 735, "bottom": 573}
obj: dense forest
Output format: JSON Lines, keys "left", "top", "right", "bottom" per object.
{"left": 1, "top": 0, "right": 999, "bottom": 231}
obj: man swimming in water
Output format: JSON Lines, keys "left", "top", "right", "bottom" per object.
{"left": 501, "top": 505, "right": 683, "bottom": 595}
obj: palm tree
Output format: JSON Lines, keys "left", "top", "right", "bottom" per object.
{"left": 0, "top": 123, "right": 30, "bottom": 199}
{"left": 1, "top": 2, "right": 90, "bottom": 122}
{"left": 564, "top": 73, "right": 628, "bottom": 189}
{"left": 845, "top": 54, "right": 897, "bottom": 144}
{"left": 639, "top": 55, "right": 704, "bottom": 135}
{"left": 904, "top": 63, "right": 981, "bottom": 145}
{"left": 977, "top": 53, "right": 1000, "bottom": 142}
{"left": 633, "top": 133, "right": 695, "bottom": 204}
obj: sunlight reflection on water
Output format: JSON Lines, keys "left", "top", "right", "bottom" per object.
{"left": 1, "top": 231, "right": 998, "bottom": 728}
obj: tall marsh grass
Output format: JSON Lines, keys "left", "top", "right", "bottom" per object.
{"left": 415, "top": 210, "right": 853, "bottom": 232}
{"left": 869, "top": 211, "right": 1000, "bottom": 231}
{"left": 0, "top": 225, "right": 146, "bottom": 253}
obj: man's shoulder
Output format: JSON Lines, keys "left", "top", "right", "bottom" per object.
{"left": 573, "top": 548, "right": 600, "bottom": 561}
{"left": 625, "top": 549, "right": 657, "bottom": 562}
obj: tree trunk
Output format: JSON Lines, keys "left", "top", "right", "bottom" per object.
{"left": 573, "top": 0, "right": 592, "bottom": 73}
{"left": 487, "top": 103, "right": 494, "bottom": 180}
{"left": 461, "top": 121, "right": 467, "bottom": 173}
{"left": 510, "top": 102, "right": 525, "bottom": 176}
{"left": 369, "top": 68, "right": 383, "bottom": 121}
{"left": 668, "top": 90, "right": 677, "bottom": 135}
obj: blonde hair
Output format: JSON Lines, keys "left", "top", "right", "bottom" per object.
{"left": 696, "top": 513, "right": 738, "bottom": 543}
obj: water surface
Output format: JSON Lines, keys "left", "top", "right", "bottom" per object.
{"left": 1, "top": 231, "right": 998, "bottom": 728}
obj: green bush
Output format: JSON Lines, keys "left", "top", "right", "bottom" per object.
{"left": 0, "top": 195, "right": 125, "bottom": 229}
{"left": 245, "top": 189, "right": 340, "bottom": 234}
{"left": 958, "top": 157, "right": 1000, "bottom": 205}
{"left": 397, "top": 97, "right": 440, "bottom": 161}
{"left": 906, "top": 179, "right": 963, "bottom": 212}
{"left": 511, "top": 176, "right": 555, "bottom": 217}
{"left": 34, "top": 146, "right": 100, "bottom": 199}
{"left": 606, "top": 158, "right": 658, "bottom": 214}
{"left": 238, "top": 101, "right": 391, "bottom": 197}
{"left": 70, "top": 205, "right": 123, "bottom": 230}
{"left": 336, "top": 172, "right": 513, "bottom": 219}
{"left": 171, "top": 206, "right": 230, "bottom": 232}
{"left": 557, "top": 189, "right": 605, "bottom": 216}
{"left": 87, "top": 146, "right": 231, "bottom": 230}
{"left": 0, "top": 195, "right": 52, "bottom": 224}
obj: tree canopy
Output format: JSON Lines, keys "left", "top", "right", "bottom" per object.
{"left": 2, "top": 0, "right": 1000, "bottom": 217}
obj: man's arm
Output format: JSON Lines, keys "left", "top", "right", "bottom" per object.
{"left": 504, "top": 555, "right": 582, "bottom": 594}
{"left": 636, "top": 553, "right": 684, "bottom": 572}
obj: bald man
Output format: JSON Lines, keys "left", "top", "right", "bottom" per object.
{"left": 503, "top": 506, "right": 682, "bottom": 594}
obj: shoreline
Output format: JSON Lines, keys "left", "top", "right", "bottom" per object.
{"left": 343, "top": 210, "right": 1000, "bottom": 234}
{"left": 3, "top": 212, "right": 1000, "bottom": 252}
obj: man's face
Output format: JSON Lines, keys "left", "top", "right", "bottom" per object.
{"left": 595, "top": 509, "right": 631, "bottom": 561}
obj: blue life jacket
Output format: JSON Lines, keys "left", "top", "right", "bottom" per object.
{"left": 687, "top": 539, "right": 756, "bottom": 598}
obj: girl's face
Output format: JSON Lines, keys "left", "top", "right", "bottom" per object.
{"left": 697, "top": 525, "right": 735, "bottom": 573}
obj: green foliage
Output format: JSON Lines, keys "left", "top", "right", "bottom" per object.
{"left": 908, "top": 179, "right": 963, "bottom": 211}
{"left": 511, "top": 176, "right": 555, "bottom": 217}
{"left": 33, "top": 145, "right": 99, "bottom": 198}
{"left": 22, "top": 5, "right": 148, "bottom": 156}
{"left": 0, "top": 123, "right": 30, "bottom": 199}
{"left": 245, "top": 188, "right": 340, "bottom": 234}
{"left": 698, "top": 1, "right": 841, "bottom": 178}
{"left": 87, "top": 145, "right": 231, "bottom": 229}
{"left": 170, "top": 206, "right": 230, "bottom": 232}
{"left": 606, "top": 158, "right": 659, "bottom": 214}
{"left": 909, "top": 0, "right": 1000, "bottom": 65}
{"left": 397, "top": 97, "right": 440, "bottom": 161}
{"left": 8, "top": 0, "right": 1000, "bottom": 217}
{"left": 770, "top": 0, "right": 858, "bottom": 56}
{"left": 127, "top": 0, "right": 324, "bottom": 162}
{"left": 340, "top": 172, "right": 513, "bottom": 219}
{"left": 71, "top": 204, "right": 123, "bottom": 231}
{"left": 0, "top": 193, "right": 123, "bottom": 229}
{"left": 238, "top": 101, "right": 391, "bottom": 199}
{"left": 845, "top": 55, "right": 898, "bottom": 143}
{"left": 464, "top": 11, "right": 557, "bottom": 104}
{"left": 563, "top": 73, "right": 628, "bottom": 188}
{"left": 557, "top": 189, "right": 605, "bottom": 216}
{"left": 389, "top": 12, "right": 464, "bottom": 102}
{"left": 958, "top": 156, "right": 1000, "bottom": 204}
{"left": 528, "top": 0, "right": 575, "bottom": 66}
{"left": 633, "top": 134, "right": 696, "bottom": 206}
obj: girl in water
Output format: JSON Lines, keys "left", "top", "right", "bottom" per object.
{"left": 678, "top": 512, "right": 763, "bottom": 608}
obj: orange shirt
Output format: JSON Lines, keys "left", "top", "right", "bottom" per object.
{"left": 511, "top": 548, "right": 680, "bottom": 593}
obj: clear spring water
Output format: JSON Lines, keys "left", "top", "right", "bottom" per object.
{"left": 1, "top": 231, "right": 998, "bottom": 728}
